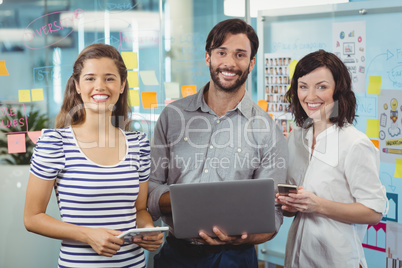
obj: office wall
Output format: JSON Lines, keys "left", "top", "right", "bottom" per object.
{"left": 257, "top": 1, "right": 402, "bottom": 267}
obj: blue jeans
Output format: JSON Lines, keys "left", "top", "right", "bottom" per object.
{"left": 154, "top": 239, "right": 258, "bottom": 268}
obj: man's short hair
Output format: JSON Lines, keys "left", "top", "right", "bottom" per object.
{"left": 205, "top": 18, "right": 259, "bottom": 59}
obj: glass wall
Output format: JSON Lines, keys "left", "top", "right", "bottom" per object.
{"left": 0, "top": 0, "right": 238, "bottom": 267}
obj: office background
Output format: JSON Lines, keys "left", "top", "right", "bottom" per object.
{"left": 0, "top": 0, "right": 400, "bottom": 267}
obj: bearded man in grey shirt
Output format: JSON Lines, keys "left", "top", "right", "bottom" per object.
{"left": 148, "top": 18, "right": 288, "bottom": 268}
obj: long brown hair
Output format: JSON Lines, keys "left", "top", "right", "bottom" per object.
{"left": 285, "top": 49, "right": 356, "bottom": 128}
{"left": 55, "top": 43, "right": 130, "bottom": 130}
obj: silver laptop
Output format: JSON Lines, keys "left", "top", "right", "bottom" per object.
{"left": 170, "top": 179, "right": 276, "bottom": 239}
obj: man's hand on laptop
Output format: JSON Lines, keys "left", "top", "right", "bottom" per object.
{"left": 196, "top": 227, "right": 249, "bottom": 245}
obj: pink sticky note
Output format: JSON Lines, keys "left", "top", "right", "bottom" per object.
{"left": 28, "top": 131, "right": 42, "bottom": 144}
{"left": 7, "top": 134, "right": 26, "bottom": 154}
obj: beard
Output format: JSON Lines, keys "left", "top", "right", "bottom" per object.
{"left": 209, "top": 62, "right": 250, "bottom": 93}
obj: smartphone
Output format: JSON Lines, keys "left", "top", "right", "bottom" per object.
{"left": 277, "top": 184, "right": 298, "bottom": 196}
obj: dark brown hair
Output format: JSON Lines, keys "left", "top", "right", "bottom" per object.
{"left": 285, "top": 49, "right": 356, "bottom": 128}
{"left": 205, "top": 18, "right": 259, "bottom": 59}
{"left": 55, "top": 43, "right": 130, "bottom": 130}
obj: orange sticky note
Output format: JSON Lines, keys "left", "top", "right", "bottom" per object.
{"left": 28, "top": 131, "right": 42, "bottom": 144}
{"left": 370, "top": 139, "right": 379, "bottom": 149}
{"left": 181, "top": 85, "right": 197, "bottom": 98}
{"left": 121, "top": 52, "right": 138, "bottom": 69}
{"left": 19, "top": 90, "right": 31, "bottom": 102}
{"left": 128, "top": 90, "right": 140, "bottom": 107}
{"left": 7, "top": 134, "right": 26, "bottom": 153}
{"left": 0, "top": 60, "right": 9, "bottom": 75}
{"left": 127, "top": 71, "right": 139, "bottom": 88}
{"left": 141, "top": 92, "right": 158, "bottom": 109}
{"left": 257, "top": 100, "right": 268, "bottom": 111}
{"left": 31, "top": 88, "right": 44, "bottom": 101}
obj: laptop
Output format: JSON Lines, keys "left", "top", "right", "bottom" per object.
{"left": 169, "top": 178, "right": 276, "bottom": 239}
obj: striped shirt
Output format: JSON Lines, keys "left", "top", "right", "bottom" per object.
{"left": 30, "top": 126, "right": 150, "bottom": 268}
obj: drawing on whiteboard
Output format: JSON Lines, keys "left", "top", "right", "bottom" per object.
{"left": 388, "top": 98, "right": 401, "bottom": 137}
{"left": 378, "top": 90, "right": 402, "bottom": 163}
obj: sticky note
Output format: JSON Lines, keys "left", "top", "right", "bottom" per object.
{"left": 370, "top": 139, "right": 379, "bottom": 149}
{"left": 7, "top": 134, "right": 26, "bottom": 154}
{"left": 164, "top": 82, "right": 180, "bottom": 99}
{"left": 19, "top": 90, "right": 31, "bottom": 102}
{"left": 367, "top": 76, "right": 381, "bottom": 95}
{"left": 366, "top": 119, "right": 379, "bottom": 138}
{"left": 141, "top": 92, "right": 158, "bottom": 109}
{"left": 121, "top": 52, "right": 138, "bottom": 69}
{"left": 257, "top": 100, "right": 268, "bottom": 111}
{"left": 394, "top": 159, "right": 402, "bottom": 178}
{"left": 139, "top": 71, "right": 159, "bottom": 86}
{"left": 31, "top": 88, "right": 44, "bottom": 101}
{"left": 0, "top": 60, "right": 9, "bottom": 75}
{"left": 288, "top": 60, "right": 298, "bottom": 80}
{"left": 128, "top": 89, "right": 140, "bottom": 107}
{"left": 165, "top": 99, "right": 176, "bottom": 105}
{"left": 127, "top": 71, "right": 139, "bottom": 88}
{"left": 28, "top": 131, "right": 42, "bottom": 144}
{"left": 181, "top": 85, "right": 197, "bottom": 98}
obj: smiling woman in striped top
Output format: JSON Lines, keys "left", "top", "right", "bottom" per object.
{"left": 24, "top": 43, "right": 163, "bottom": 268}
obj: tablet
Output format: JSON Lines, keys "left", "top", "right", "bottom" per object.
{"left": 170, "top": 179, "right": 276, "bottom": 239}
{"left": 117, "top": 226, "right": 169, "bottom": 239}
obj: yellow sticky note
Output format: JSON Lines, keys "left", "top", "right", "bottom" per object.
{"left": 288, "top": 60, "right": 298, "bottom": 80}
{"left": 31, "top": 88, "right": 44, "bottom": 101}
{"left": 139, "top": 71, "right": 159, "bottom": 86}
{"left": 0, "top": 60, "right": 9, "bottom": 75}
{"left": 128, "top": 90, "right": 140, "bottom": 107}
{"left": 367, "top": 76, "right": 381, "bottom": 95}
{"left": 141, "top": 92, "right": 158, "bottom": 109}
{"left": 121, "top": 52, "right": 138, "bottom": 69}
{"left": 257, "top": 100, "right": 268, "bottom": 111}
{"left": 366, "top": 119, "right": 379, "bottom": 138}
{"left": 181, "top": 85, "right": 197, "bottom": 98}
{"left": 394, "top": 159, "right": 402, "bottom": 178}
{"left": 164, "top": 82, "right": 180, "bottom": 99}
{"left": 19, "top": 90, "right": 31, "bottom": 102}
{"left": 127, "top": 71, "right": 139, "bottom": 88}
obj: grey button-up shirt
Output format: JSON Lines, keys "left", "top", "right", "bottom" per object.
{"left": 148, "top": 82, "right": 288, "bottom": 234}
